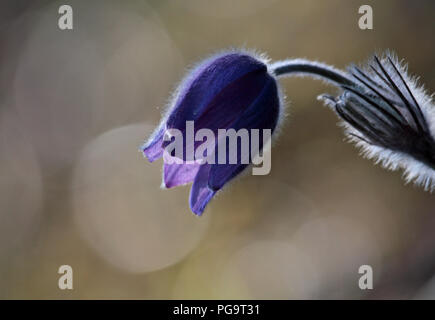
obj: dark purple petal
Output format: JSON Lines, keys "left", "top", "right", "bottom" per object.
{"left": 142, "top": 125, "right": 165, "bottom": 162}
{"left": 208, "top": 77, "right": 280, "bottom": 191}
{"left": 167, "top": 53, "right": 267, "bottom": 131}
{"left": 193, "top": 69, "right": 270, "bottom": 133}
{"left": 189, "top": 164, "right": 215, "bottom": 216}
{"left": 163, "top": 162, "right": 201, "bottom": 188}
{"left": 162, "top": 69, "right": 272, "bottom": 160}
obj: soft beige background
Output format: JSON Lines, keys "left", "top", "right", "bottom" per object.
{"left": 0, "top": 0, "right": 434, "bottom": 299}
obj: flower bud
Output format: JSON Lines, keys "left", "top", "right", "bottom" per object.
{"left": 320, "top": 54, "right": 435, "bottom": 190}
{"left": 142, "top": 50, "right": 282, "bottom": 215}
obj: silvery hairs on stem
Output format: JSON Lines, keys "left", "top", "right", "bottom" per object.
{"left": 272, "top": 53, "right": 435, "bottom": 191}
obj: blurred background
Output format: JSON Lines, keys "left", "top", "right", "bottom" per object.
{"left": 0, "top": 0, "right": 434, "bottom": 299}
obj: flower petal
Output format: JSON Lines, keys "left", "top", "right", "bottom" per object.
{"left": 162, "top": 56, "right": 272, "bottom": 162}
{"left": 208, "top": 77, "right": 280, "bottom": 191}
{"left": 142, "top": 125, "right": 165, "bottom": 162}
{"left": 193, "top": 69, "right": 270, "bottom": 133}
{"left": 167, "top": 53, "right": 267, "bottom": 131}
{"left": 163, "top": 162, "right": 201, "bottom": 188}
{"left": 189, "top": 164, "right": 215, "bottom": 216}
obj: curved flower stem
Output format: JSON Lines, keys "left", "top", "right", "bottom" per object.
{"left": 271, "top": 59, "right": 355, "bottom": 87}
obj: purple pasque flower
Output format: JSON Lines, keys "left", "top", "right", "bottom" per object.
{"left": 142, "top": 50, "right": 282, "bottom": 215}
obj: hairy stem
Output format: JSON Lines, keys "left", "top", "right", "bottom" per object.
{"left": 271, "top": 59, "right": 354, "bottom": 87}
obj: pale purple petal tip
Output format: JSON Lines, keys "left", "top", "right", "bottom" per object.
{"left": 163, "top": 162, "right": 201, "bottom": 188}
{"left": 189, "top": 165, "right": 216, "bottom": 216}
{"left": 143, "top": 127, "right": 164, "bottom": 162}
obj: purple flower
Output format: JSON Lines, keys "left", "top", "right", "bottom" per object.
{"left": 142, "top": 50, "right": 282, "bottom": 215}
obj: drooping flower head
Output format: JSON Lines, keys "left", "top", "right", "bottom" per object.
{"left": 319, "top": 53, "right": 435, "bottom": 190}
{"left": 142, "top": 50, "right": 282, "bottom": 215}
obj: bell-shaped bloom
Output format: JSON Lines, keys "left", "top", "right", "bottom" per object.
{"left": 142, "top": 50, "right": 282, "bottom": 215}
{"left": 319, "top": 54, "right": 435, "bottom": 190}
